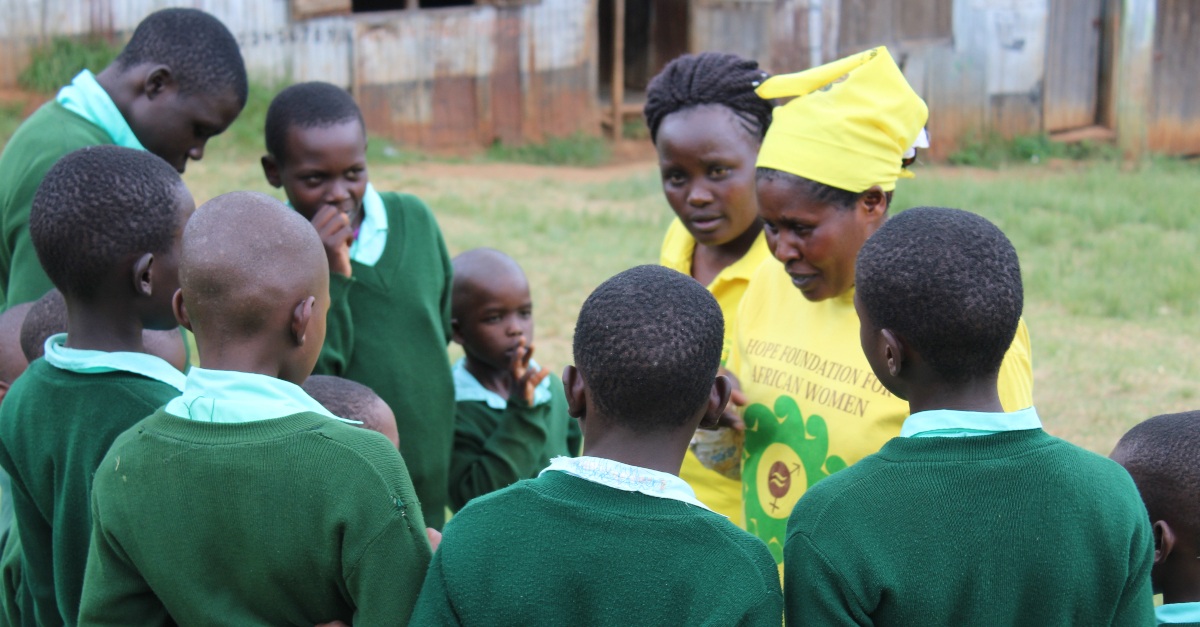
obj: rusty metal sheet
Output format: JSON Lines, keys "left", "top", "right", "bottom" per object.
{"left": 1043, "top": 0, "right": 1103, "bottom": 131}
{"left": 1148, "top": 0, "right": 1200, "bottom": 154}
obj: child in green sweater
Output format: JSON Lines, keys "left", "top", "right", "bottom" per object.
{"left": 262, "top": 81, "right": 455, "bottom": 529}
{"left": 0, "top": 146, "right": 193, "bottom": 627}
{"left": 77, "top": 192, "right": 433, "bottom": 627}
{"left": 0, "top": 8, "right": 245, "bottom": 309}
{"left": 303, "top": 374, "right": 401, "bottom": 449}
{"left": 411, "top": 265, "right": 782, "bottom": 626}
{"left": 1112, "top": 411, "right": 1200, "bottom": 626}
{"left": 448, "top": 248, "right": 581, "bottom": 512}
{"left": 783, "top": 207, "right": 1154, "bottom": 626}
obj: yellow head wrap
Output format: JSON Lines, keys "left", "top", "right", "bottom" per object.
{"left": 755, "top": 47, "right": 929, "bottom": 193}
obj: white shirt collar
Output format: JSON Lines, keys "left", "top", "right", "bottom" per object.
{"left": 540, "top": 456, "right": 724, "bottom": 517}
{"left": 1158, "top": 602, "right": 1200, "bottom": 624}
{"left": 900, "top": 406, "right": 1042, "bottom": 438}
{"left": 55, "top": 70, "right": 145, "bottom": 151}
{"left": 348, "top": 183, "right": 388, "bottom": 267}
{"left": 452, "top": 357, "right": 552, "bottom": 409}
{"left": 42, "top": 333, "right": 185, "bottom": 391}
{"left": 164, "top": 367, "right": 360, "bottom": 425}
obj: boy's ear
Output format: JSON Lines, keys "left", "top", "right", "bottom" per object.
{"left": 1153, "top": 520, "right": 1176, "bottom": 566}
{"left": 562, "top": 365, "right": 587, "bottom": 420}
{"left": 261, "top": 155, "right": 283, "bottom": 188}
{"left": 292, "top": 296, "right": 316, "bottom": 346}
{"left": 880, "top": 328, "right": 906, "bottom": 378}
{"left": 698, "top": 374, "right": 733, "bottom": 429}
{"left": 132, "top": 253, "right": 155, "bottom": 297}
{"left": 142, "top": 65, "right": 175, "bottom": 100}
{"left": 449, "top": 317, "right": 464, "bottom": 346}
{"left": 171, "top": 289, "right": 192, "bottom": 331}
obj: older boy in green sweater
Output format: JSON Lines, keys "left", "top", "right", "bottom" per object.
{"left": 0, "top": 146, "right": 192, "bottom": 627}
{"left": 783, "top": 207, "right": 1154, "bottom": 626}
{"left": 411, "top": 265, "right": 782, "bottom": 626}
{"left": 262, "top": 81, "right": 455, "bottom": 528}
{"left": 448, "top": 248, "right": 581, "bottom": 512}
{"left": 0, "top": 8, "right": 245, "bottom": 309}
{"left": 77, "top": 192, "right": 433, "bottom": 627}
{"left": 1112, "top": 411, "right": 1200, "bottom": 626}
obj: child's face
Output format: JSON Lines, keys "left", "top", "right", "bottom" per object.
{"left": 266, "top": 121, "right": 368, "bottom": 223}
{"left": 144, "top": 185, "right": 196, "bottom": 331}
{"left": 656, "top": 105, "right": 761, "bottom": 247}
{"left": 129, "top": 86, "right": 242, "bottom": 173}
{"left": 757, "top": 177, "right": 883, "bottom": 302}
{"left": 453, "top": 275, "right": 534, "bottom": 372}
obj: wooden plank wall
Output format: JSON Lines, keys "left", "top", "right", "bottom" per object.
{"left": 1148, "top": 0, "right": 1200, "bottom": 154}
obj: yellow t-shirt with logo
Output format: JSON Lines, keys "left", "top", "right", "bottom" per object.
{"left": 727, "top": 259, "right": 1034, "bottom": 564}
{"left": 660, "top": 217, "right": 772, "bottom": 527}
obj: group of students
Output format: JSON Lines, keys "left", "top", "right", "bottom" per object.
{"left": 0, "top": 6, "right": 1190, "bottom": 627}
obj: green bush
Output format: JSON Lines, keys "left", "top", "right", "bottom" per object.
{"left": 19, "top": 37, "right": 121, "bottom": 94}
{"left": 485, "top": 133, "right": 612, "bottom": 167}
{"left": 947, "top": 132, "right": 1120, "bottom": 168}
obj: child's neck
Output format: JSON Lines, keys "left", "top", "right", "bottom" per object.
{"left": 64, "top": 303, "right": 145, "bottom": 354}
{"left": 581, "top": 424, "right": 693, "bottom": 476}
{"left": 464, "top": 354, "right": 512, "bottom": 399}
{"left": 1163, "top": 552, "right": 1200, "bottom": 605}
{"left": 195, "top": 339, "right": 287, "bottom": 379}
{"left": 905, "top": 374, "right": 1005, "bottom": 415}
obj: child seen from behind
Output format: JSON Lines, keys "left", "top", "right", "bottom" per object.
{"left": 303, "top": 374, "right": 401, "bottom": 450}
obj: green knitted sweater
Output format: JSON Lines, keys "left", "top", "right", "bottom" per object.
{"left": 411, "top": 471, "right": 783, "bottom": 626}
{"left": 0, "top": 360, "right": 181, "bottom": 627}
{"left": 0, "top": 102, "right": 111, "bottom": 308}
{"left": 448, "top": 373, "right": 582, "bottom": 512}
{"left": 784, "top": 429, "right": 1155, "bottom": 626}
{"left": 318, "top": 191, "right": 455, "bottom": 529}
{"left": 77, "top": 409, "right": 432, "bottom": 627}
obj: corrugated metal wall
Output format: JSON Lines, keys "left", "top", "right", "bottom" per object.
{"left": 1148, "top": 0, "right": 1200, "bottom": 154}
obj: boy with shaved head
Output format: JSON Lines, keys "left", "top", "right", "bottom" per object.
{"left": 448, "top": 248, "right": 580, "bottom": 512}
{"left": 78, "top": 192, "right": 432, "bottom": 627}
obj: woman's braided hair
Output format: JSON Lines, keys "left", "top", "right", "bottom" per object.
{"left": 643, "top": 52, "right": 773, "bottom": 144}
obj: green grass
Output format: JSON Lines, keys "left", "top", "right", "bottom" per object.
{"left": 18, "top": 37, "right": 120, "bottom": 94}
{"left": 0, "top": 102, "right": 24, "bottom": 147}
{"left": 484, "top": 133, "right": 612, "bottom": 167}
{"left": 947, "top": 132, "right": 1121, "bottom": 168}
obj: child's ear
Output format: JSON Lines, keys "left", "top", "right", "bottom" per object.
{"left": 291, "top": 296, "right": 316, "bottom": 346}
{"left": 172, "top": 289, "right": 192, "bottom": 331}
{"left": 698, "top": 374, "right": 733, "bottom": 429}
{"left": 449, "top": 317, "right": 464, "bottom": 346}
{"left": 261, "top": 155, "right": 283, "bottom": 188}
{"left": 132, "top": 253, "right": 155, "bottom": 297}
{"left": 142, "top": 65, "right": 174, "bottom": 100}
{"left": 1153, "top": 520, "right": 1176, "bottom": 565}
{"left": 880, "top": 329, "right": 905, "bottom": 378}
{"left": 562, "top": 365, "right": 587, "bottom": 420}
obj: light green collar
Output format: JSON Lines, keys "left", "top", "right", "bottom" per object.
{"left": 349, "top": 183, "right": 388, "bottom": 267}
{"left": 452, "top": 357, "right": 551, "bottom": 409}
{"left": 164, "top": 367, "right": 359, "bottom": 425}
{"left": 42, "top": 333, "right": 185, "bottom": 391}
{"left": 900, "top": 406, "right": 1041, "bottom": 438}
{"left": 1158, "top": 602, "right": 1200, "bottom": 624}
{"left": 55, "top": 70, "right": 145, "bottom": 151}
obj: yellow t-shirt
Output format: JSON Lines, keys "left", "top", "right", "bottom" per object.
{"left": 727, "top": 259, "right": 1034, "bottom": 565}
{"left": 660, "top": 217, "right": 772, "bottom": 527}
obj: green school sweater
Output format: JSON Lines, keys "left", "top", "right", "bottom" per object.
{"left": 783, "top": 429, "right": 1155, "bottom": 627}
{"left": 77, "top": 409, "right": 432, "bottom": 627}
{"left": 0, "top": 102, "right": 111, "bottom": 308}
{"left": 318, "top": 191, "right": 455, "bottom": 529}
{"left": 0, "top": 360, "right": 180, "bottom": 627}
{"left": 410, "top": 471, "right": 783, "bottom": 626}
{"left": 449, "top": 373, "right": 582, "bottom": 512}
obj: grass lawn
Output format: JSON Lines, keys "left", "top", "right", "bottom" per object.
{"left": 177, "top": 142, "right": 1200, "bottom": 455}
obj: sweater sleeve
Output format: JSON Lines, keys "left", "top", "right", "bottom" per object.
{"left": 784, "top": 532, "right": 870, "bottom": 627}
{"left": 1112, "top": 515, "right": 1156, "bottom": 627}
{"left": 77, "top": 493, "right": 172, "bottom": 627}
{"left": 315, "top": 273, "right": 356, "bottom": 376}
{"left": 408, "top": 550, "right": 463, "bottom": 626}
{"left": 448, "top": 398, "right": 551, "bottom": 512}
{"left": 435, "top": 220, "right": 453, "bottom": 346}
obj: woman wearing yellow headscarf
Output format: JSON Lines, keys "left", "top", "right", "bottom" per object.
{"left": 723, "top": 47, "right": 1034, "bottom": 570}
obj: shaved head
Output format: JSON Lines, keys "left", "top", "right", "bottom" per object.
{"left": 0, "top": 302, "right": 33, "bottom": 385}
{"left": 180, "top": 192, "right": 327, "bottom": 341}
{"left": 451, "top": 248, "right": 528, "bottom": 318}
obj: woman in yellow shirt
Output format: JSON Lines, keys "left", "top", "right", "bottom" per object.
{"left": 724, "top": 47, "right": 1035, "bottom": 567}
{"left": 644, "top": 52, "right": 775, "bottom": 525}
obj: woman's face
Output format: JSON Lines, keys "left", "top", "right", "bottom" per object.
{"left": 656, "top": 105, "right": 762, "bottom": 247}
{"left": 757, "top": 177, "right": 888, "bottom": 302}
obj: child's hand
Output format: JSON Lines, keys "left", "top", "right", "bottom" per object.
{"left": 509, "top": 338, "right": 550, "bottom": 405}
{"left": 312, "top": 206, "right": 354, "bottom": 277}
{"left": 427, "top": 527, "right": 442, "bottom": 551}
{"left": 313, "top": 622, "right": 348, "bottom": 627}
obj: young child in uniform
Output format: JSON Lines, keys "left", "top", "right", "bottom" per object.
{"left": 261, "top": 81, "right": 455, "bottom": 529}
{"left": 643, "top": 52, "right": 775, "bottom": 525}
{"left": 77, "top": 192, "right": 433, "bottom": 626}
{"left": 0, "top": 303, "right": 33, "bottom": 405}
{"left": 783, "top": 207, "right": 1153, "bottom": 626}
{"left": 448, "top": 248, "right": 581, "bottom": 512}
{"left": 303, "top": 374, "right": 401, "bottom": 449}
{"left": 1111, "top": 411, "right": 1200, "bottom": 626}
{"left": 0, "top": 146, "right": 192, "bottom": 627}
{"left": 411, "top": 265, "right": 782, "bottom": 626}
{"left": 0, "top": 8, "right": 246, "bottom": 309}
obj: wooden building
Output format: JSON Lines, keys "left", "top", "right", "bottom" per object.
{"left": 0, "top": 0, "right": 1195, "bottom": 156}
